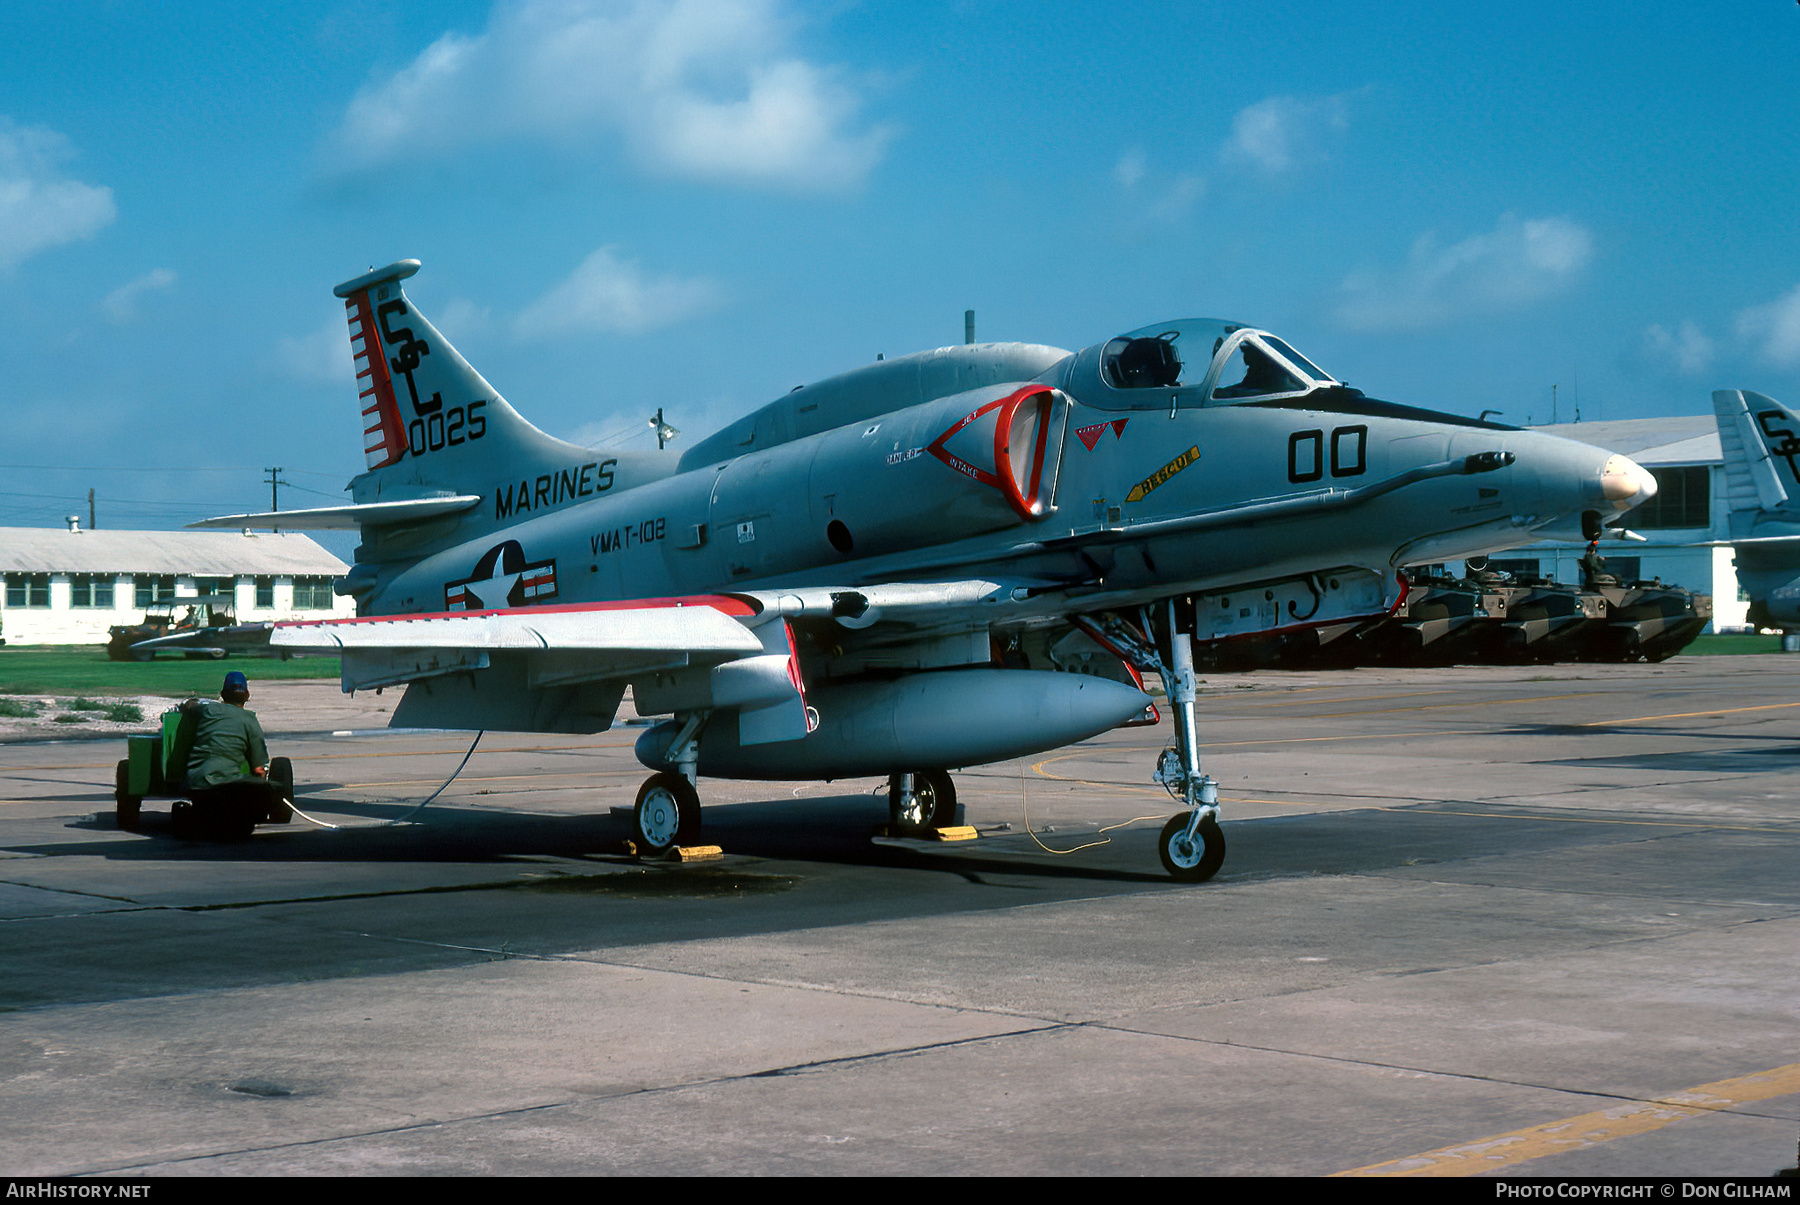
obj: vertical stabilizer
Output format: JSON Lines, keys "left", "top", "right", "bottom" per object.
{"left": 1712, "top": 389, "right": 1797, "bottom": 514}
{"left": 330, "top": 260, "right": 672, "bottom": 551}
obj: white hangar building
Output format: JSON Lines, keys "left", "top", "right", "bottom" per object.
{"left": 0, "top": 525, "right": 355, "bottom": 645}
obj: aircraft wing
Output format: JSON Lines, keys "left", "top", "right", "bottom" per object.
{"left": 270, "top": 596, "right": 796, "bottom": 736}
{"left": 261, "top": 582, "right": 1043, "bottom": 736}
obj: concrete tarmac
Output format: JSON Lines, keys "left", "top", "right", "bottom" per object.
{"left": 1, "top": 657, "right": 1797, "bottom": 1177}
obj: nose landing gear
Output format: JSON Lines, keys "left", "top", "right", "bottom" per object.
{"left": 1082, "top": 598, "right": 1226, "bottom": 882}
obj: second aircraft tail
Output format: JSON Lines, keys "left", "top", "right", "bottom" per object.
{"left": 1712, "top": 389, "right": 1800, "bottom": 515}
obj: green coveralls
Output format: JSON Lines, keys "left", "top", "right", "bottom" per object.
{"left": 185, "top": 700, "right": 269, "bottom": 790}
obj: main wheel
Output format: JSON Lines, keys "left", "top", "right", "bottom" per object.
{"left": 266, "top": 757, "right": 294, "bottom": 823}
{"left": 633, "top": 772, "right": 700, "bottom": 855}
{"left": 888, "top": 769, "right": 956, "bottom": 832}
{"left": 170, "top": 799, "right": 197, "bottom": 839}
{"left": 114, "top": 760, "right": 142, "bottom": 832}
{"left": 1158, "top": 813, "right": 1225, "bottom": 883}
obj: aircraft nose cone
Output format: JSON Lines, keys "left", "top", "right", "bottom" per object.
{"left": 1600, "top": 454, "right": 1657, "bottom": 505}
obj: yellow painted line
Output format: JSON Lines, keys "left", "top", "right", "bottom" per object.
{"left": 1336, "top": 1062, "right": 1800, "bottom": 1177}
{"left": 1584, "top": 700, "right": 1800, "bottom": 726}
{"left": 1354, "top": 805, "right": 1779, "bottom": 833}
{"left": 1208, "top": 729, "right": 1491, "bottom": 749}
{"left": 1026, "top": 732, "right": 1491, "bottom": 791}
{"left": 1227, "top": 690, "right": 1454, "bottom": 709}
{"left": 1304, "top": 691, "right": 1607, "bottom": 719}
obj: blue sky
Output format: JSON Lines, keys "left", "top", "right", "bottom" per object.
{"left": 3, "top": 0, "right": 1799, "bottom": 544}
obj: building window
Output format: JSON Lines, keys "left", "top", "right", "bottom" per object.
{"left": 5, "top": 574, "right": 50, "bottom": 608}
{"left": 1621, "top": 465, "right": 1710, "bottom": 529}
{"left": 1603, "top": 556, "right": 1641, "bottom": 583}
{"left": 194, "top": 576, "right": 236, "bottom": 602}
{"left": 292, "top": 576, "right": 335, "bottom": 609}
{"left": 255, "top": 576, "right": 274, "bottom": 609}
{"left": 134, "top": 575, "right": 175, "bottom": 608}
{"left": 70, "top": 574, "right": 116, "bottom": 608}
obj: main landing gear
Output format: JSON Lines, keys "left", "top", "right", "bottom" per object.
{"left": 887, "top": 769, "right": 956, "bottom": 834}
{"left": 633, "top": 712, "right": 705, "bottom": 855}
{"left": 633, "top": 772, "right": 700, "bottom": 854}
{"left": 1083, "top": 598, "right": 1227, "bottom": 883}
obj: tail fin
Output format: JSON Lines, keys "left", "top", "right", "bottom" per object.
{"left": 334, "top": 260, "right": 669, "bottom": 537}
{"left": 1711, "top": 389, "right": 1799, "bottom": 514}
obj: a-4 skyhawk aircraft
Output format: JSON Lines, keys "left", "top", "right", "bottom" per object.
{"left": 195, "top": 259, "right": 1657, "bottom": 880}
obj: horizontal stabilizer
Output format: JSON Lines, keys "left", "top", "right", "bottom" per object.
{"left": 128, "top": 623, "right": 276, "bottom": 656}
{"left": 189, "top": 496, "right": 483, "bottom": 531}
{"left": 1703, "top": 535, "right": 1800, "bottom": 548}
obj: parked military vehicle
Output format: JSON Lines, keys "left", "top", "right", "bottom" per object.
{"left": 1192, "top": 564, "right": 1710, "bottom": 670}
{"left": 106, "top": 594, "right": 236, "bottom": 661}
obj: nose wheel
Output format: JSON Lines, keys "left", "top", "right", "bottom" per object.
{"left": 634, "top": 772, "right": 700, "bottom": 855}
{"left": 1158, "top": 813, "right": 1225, "bottom": 882}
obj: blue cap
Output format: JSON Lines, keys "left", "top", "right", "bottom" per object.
{"left": 222, "top": 671, "right": 249, "bottom": 694}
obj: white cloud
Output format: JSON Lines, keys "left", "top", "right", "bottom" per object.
{"left": 515, "top": 246, "right": 723, "bottom": 338}
{"left": 0, "top": 118, "right": 115, "bottom": 271}
{"left": 436, "top": 297, "right": 494, "bottom": 337}
{"left": 1223, "top": 94, "right": 1350, "bottom": 174}
{"left": 276, "top": 318, "right": 356, "bottom": 386}
{"left": 326, "top": 0, "right": 889, "bottom": 191}
{"left": 1334, "top": 214, "right": 1593, "bottom": 332}
{"left": 1113, "top": 146, "right": 1205, "bottom": 221}
{"left": 1640, "top": 320, "right": 1716, "bottom": 375}
{"left": 1113, "top": 149, "right": 1146, "bottom": 189}
{"left": 101, "top": 268, "right": 176, "bottom": 323}
{"left": 1735, "top": 284, "right": 1800, "bottom": 367}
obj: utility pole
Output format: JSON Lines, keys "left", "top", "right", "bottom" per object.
{"left": 265, "top": 467, "right": 286, "bottom": 512}
{"left": 87, "top": 488, "right": 95, "bottom": 531}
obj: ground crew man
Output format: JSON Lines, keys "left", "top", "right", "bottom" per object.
{"left": 183, "top": 671, "right": 285, "bottom": 833}
{"left": 1580, "top": 540, "right": 1615, "bottom": 589}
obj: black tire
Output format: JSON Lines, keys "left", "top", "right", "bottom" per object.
{"left": 888, "top": 769, "right": 956, "bottom": 831}
{"left": 267, "top": 757, "right": 294, "bottom": 823}
{"left": 114, "top": 760, "right": 142, "bottom": 832}
{"left": 633, "top": 772, "right": 700, "bottom": 854}
{"left": 1158, "top": 813, "right": 1226, "bottom": 883}
{"left": 170, "top": 799, "right": 196, "bottom": 839}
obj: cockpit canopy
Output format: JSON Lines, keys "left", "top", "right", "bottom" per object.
{"left": 1068, "top": 319, "right": 1339, "bottom": 410}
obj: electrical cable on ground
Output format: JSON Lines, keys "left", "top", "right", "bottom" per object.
{"left": 1016, "top": 757, "right": 1165, "bottom": 855}
{"left": 287, "top": 730, "right": 484, "bottom": 830}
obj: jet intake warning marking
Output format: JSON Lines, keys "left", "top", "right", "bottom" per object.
{"left": 1125, "top": 446, "right": 1200, "bottom": 503}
